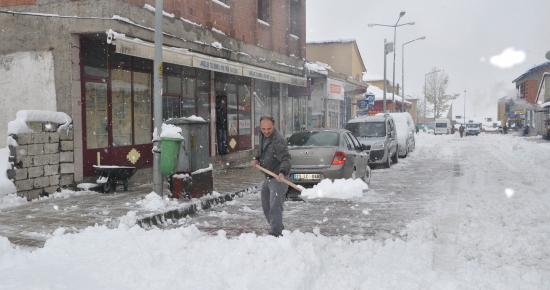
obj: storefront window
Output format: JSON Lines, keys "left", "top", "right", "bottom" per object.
{"left": 254, "top": 80, "right": 272, "bottom": 127}
{"left": 227, "top": 93, "right": 238, "bottom": 136}
{"left": 133, "top": 72, "right": 152, "bottom": 145}
{"left": 238, "top": 83, "right": 252, "bottom": 135}
{"left": 84, "top": 82, "right": 108, "bottom": 149}
{"left": 111, "top": 69, "right": 133, "bottom": 146}
{"left": 182, "top": 78, "right": 196, "bottom": 117}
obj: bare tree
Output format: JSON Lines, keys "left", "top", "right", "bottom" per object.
{"left": 423, "top": 67, "right": 459, "bottom": 118}
{"left": 417, "top": 94, "right": 432, "bottom": 125}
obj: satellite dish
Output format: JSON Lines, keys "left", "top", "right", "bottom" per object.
{"left": 546, "top": 51, "right": 550, "bottom": 61}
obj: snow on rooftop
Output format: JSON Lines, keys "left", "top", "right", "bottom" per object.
{"left": 305, "top": 61, "right": 331, "bottom": 75}
{"left": 307, "top": 38, "right": 356, "bottom": 44}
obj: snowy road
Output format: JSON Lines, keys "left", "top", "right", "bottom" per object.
{"left": 165, "top": 148, "right": 454, "bottom": 242}
{"left": 1, "top": 133, "right": 549, "bottom": 289}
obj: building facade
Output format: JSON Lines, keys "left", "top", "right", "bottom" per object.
{"left": 1, "top": 0, "right": 306, "bottom": 191}
{"left": 305, "top": 40, "right": 369, "bottom": 125}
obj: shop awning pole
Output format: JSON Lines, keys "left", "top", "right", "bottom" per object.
{"left": 153, "top": 0, "right": 164, "bottom": 196}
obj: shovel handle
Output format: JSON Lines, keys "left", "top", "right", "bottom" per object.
{"left": 255, "top": 164, "right": 302, "bottom": 192}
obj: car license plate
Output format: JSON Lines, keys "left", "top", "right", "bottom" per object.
{"left": 293, "top": 174, "right": 320, "bottom": 181}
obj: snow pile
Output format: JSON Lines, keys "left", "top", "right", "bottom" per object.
{"left": 301, "top": 178, "right": 368, "bottom": 199}
{"left": 135, "top": 192, "right": 178, "bottom": 211}
{"left": 0, "top": 225, "right": 435, "bottom": 289}
{"left": 7, "top": 110, "right": 72, "bottom": 134}
{"left": 211, "top": 41, "right": 223, "bottom": 49}
{"left": 159, "top": 123, "right": 184, "bottom": 140}
{"left": 0, "top": 147, "right": 16, "bottom": 198}
{"left": 0, "top": 193, "right": 27, "bottom": 211}
{"left": 50, "top": 188, "right": 98, "bottom": 199}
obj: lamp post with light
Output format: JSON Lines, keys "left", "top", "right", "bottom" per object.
{"left": 401, "top": 36, "right": 425, "bottom": 112}
{"left": 369, "top": 12, "right": 415, "bottom": 112}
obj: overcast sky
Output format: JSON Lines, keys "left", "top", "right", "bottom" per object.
{"left": 306, "top": 0, "right": 550, "bottom": 120}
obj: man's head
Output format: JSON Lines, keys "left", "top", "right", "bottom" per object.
{"left": 260, "top": 115, "right": 275, "bottom": 138}
{"left": 217, "top": 99, "right": 225, "bottom": 107}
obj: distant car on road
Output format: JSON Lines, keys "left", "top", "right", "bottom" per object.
{"left": 465, "top": 123, "right": 481, "bottom": 136}
{"left": 286, "top": 129, "right": 371, "bottom": 195}
{"left": 434, "top": 118, "right": 451, "bottom": 135}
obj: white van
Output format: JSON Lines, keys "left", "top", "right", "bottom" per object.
{"left": 377, "top": 112, "right": 416, "bottom": 157}
{"left": 434, "top": 118, "right": 451, "bottom": 135}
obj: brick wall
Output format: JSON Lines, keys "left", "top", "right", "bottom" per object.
{"left": 7, "top": 122, "right": 75, "bottom": 200}
{"left": 117, "top": 0, "right": 305, "bottom": 58}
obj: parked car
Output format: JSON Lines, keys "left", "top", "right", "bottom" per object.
{"left": 345, "top": 114, "right": 398, "bottom": 168}
{"left": 379, "top": 112, "right": 416, "bottom": 157}
{"left": 286, "top": 129, "right": 372, "bottom": 194}
{"left": 434, "top": 118, "right": 451, "bottom": 135}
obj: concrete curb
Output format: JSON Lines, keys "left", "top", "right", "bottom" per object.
{"left": 137, "top": 186, "right": 259, "bottom": 228}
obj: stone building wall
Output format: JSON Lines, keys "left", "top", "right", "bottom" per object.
{"left": 7, "top": 121, "right": 75, "bottom": 200}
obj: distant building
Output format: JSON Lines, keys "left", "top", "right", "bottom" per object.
{"left": 512, "top": 62, "right": 550, "bottom": 104}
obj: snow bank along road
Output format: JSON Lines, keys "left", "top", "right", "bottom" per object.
{"left": 0, "top": 133, "right": 549, "bottom": 289}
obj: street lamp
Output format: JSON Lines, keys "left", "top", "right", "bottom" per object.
{"left": 369, "top": 11, "right": 415, "bottom": 112}
{"left": 401, "top": 36, "right": 426, "bottom": 112}
{"left": 424, "top": 70, "right": 440, "bottom": 126}
{"left": 383, "top": 40, "right": 394, "bottom": 114}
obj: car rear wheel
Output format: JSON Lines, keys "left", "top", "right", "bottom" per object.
{"left": 362, "top": 166, "right": 371, "bottom": 185}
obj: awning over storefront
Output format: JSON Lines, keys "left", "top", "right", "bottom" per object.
{"left": 114, "top": 37, "right": 307, "bottom": 87}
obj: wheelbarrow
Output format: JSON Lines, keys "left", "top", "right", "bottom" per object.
{"left": 93, "top": 159, "right": 149, "bottom": 193}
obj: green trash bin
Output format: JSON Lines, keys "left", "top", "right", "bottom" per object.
{"left": 160, "top": 137, "right": 182, "bottom": 175}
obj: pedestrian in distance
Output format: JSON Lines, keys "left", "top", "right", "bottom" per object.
{"left": 451, "top": 126, "right": 455, "bottom": 135}
{"left": 215, "top": 99, "right": 229, "bottom": 155}
{"left": 250, "top": 115, "right": 291, "bottom": 238}
{"left": 459, "top": 124, "right": 465, "bottom": 138}
{"left": 503, "top": 125, "right": 508, "bottom": 134}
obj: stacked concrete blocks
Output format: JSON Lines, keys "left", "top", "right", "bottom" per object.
{"left": 8, "top": 121, "right": 75, "bottom": 200}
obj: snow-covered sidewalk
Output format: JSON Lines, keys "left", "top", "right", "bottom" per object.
{"left": 0, "top": 133, "right": 549, "bottom": 289}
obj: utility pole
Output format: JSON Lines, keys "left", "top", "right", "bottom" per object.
{"left": 153, "top": 0, "right": 164, "bottom": 195}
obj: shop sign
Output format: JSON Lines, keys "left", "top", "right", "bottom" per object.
{"left": 243, "top": 67, "right": 279, "bottom": 82}
{"left": 193, "top": 57, "right": 241, "bottom": 75}
{"left": 327, "top": 79, "right": 344, "bottom": 101}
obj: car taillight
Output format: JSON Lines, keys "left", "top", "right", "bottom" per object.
{"left": 332, "top": 151, "right": 346, "bottom": 165}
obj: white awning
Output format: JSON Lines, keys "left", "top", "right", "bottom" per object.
{"left": 114, "top": 37, "right": 306, "bottom": 87}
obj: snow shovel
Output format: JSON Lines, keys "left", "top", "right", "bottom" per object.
{"left": 255, "top": 165, "right": 305, "bottom": 202}
{"left": 255, "top": 165, "right": 302, "bottom": 192}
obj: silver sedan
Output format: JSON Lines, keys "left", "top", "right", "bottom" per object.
{"left": 287, "top": 129, "right": 371, "bottom": 191}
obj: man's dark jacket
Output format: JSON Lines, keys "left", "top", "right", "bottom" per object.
{"left": 254, "top": 128, "right": 291, "bottom": 177}
{"left": 216, "top": 106, "right": 227, "bottom": 130}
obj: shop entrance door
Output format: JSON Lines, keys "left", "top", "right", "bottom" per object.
{"left": 82, "top": 81, "right": 112, "bottom": 175}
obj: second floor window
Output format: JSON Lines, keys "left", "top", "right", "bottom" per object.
{"left": 258, "top": 0, "right": 270, "bottom": 22}
{"left": 290, "top": 0, "right": 302, "bottom": 36}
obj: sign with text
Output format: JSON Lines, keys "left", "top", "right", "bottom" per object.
{"left": 327, "top": 79, "right": 344, "bottom": 100}
{"left": 193, "top": 57, "right": 242, "bottom": 75}
{"left": 243, "top": 67, "right": 279, "bottom": 82}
